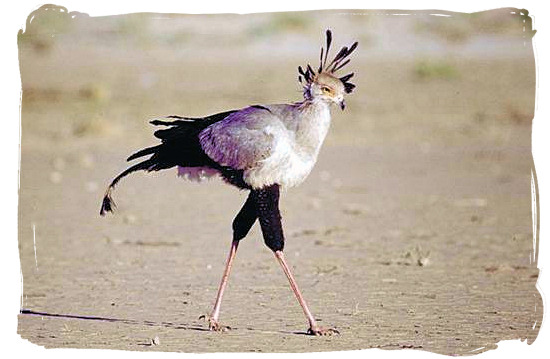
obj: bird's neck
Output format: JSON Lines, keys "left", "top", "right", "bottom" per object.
{"left": 294, "top": 99, "right": 332, "bottom": 157}
{"left": 299, "top": 97, "right": 331, "bottom": 117}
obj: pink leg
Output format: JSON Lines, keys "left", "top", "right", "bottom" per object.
{"left": 274, "top": 250, "right": 339, "bottom": 336}
{"left": 204, "top": 240, "right": 239, "bottom": 331}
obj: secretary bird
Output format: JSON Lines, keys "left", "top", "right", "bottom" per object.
{"left": 100, "top": 29, "right": 358, "bottom": 336}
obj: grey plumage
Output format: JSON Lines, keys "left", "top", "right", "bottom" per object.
{"left": 198, "top": 102, "right": 331, "bottom": 189}
{"left": 199, "top": 106, "right": 276, "bottom": 171}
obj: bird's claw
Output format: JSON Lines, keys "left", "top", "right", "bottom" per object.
{"left": 307, "top": 326, "right": 340, "bottom": 336}
{"left": 199, "top": 314, "right": 231, "bottom": 332}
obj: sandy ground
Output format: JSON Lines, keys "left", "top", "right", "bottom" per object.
{"left": 16, "top": 7, "right": 541, "bottom": 355}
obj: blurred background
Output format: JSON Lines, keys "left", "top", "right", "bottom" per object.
{"left": 18, "top": 5, "right": 534, "bottom": 149}
{"left": 17, "top": 5, "right": 540, "bottom": 354}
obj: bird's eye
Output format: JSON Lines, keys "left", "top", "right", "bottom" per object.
{"left": 321, "top": 86, "right": 332, "bottom": 94}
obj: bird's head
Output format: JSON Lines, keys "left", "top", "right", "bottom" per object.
{"left": 298, "top": 30, "right": 358, "bottom": 111}
{"left": 309, "top": 73, "right": 348, "bottom": 110}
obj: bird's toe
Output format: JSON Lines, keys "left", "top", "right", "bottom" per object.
{"left": 209, "top": 320, "right": 231, "bottom": 332}
{"left": 307, "top": 326, "right": 340, "bottom": 336}
{"left": 199, "top": 314, "right": 231, "bottom": 332}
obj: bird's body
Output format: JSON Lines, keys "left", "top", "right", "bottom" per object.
{"left": 100, "top": 30, "right": 358, "bottom": 335}
{"left": 199, "top": 100, "right": 332, "bottom": 189}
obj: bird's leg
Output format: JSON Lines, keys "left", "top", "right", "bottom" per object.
{"left": 253, "top": 185, "right": 338, "bottom": 336}
{"left": 203, "top": 239, "right": 238, "bottom": 331}
{"left": 274, "top": 250, "right": 339, "bottom": 335}
{"left": 204, "top": 192, "right": 257, "bottom": 332}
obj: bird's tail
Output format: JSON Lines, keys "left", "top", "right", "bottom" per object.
{"left": 99, "top": 118, "right": 210, "bottom": 216}
{"left": 99, "top": 159, "right": 155, "bottom": 216}
{"left": 100, "top": 111, "right": 236, "bottom": 216}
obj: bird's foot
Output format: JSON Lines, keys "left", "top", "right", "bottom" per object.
{"left": 307, "top": 326, "right": 340, "bottom": 336}
{"left": 199, "top": 314, "right": 231, "bottom": 332}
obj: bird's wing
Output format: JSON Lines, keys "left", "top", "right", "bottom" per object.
{"left": 198, "top": 106, "right": 285, "bottom": 170}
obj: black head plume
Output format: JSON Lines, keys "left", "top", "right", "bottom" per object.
{"left": 299, "top": 29, "right": 358, "bottom": 94}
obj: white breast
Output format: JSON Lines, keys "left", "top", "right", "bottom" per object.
{"left": 245, "top": 103, "right": 331, "bottom": 189}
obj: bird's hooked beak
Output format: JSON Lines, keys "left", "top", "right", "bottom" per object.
{"left": 339, "top": 98, "right": 346, "bottom": 111}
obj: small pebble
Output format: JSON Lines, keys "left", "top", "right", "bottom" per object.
{"left": 417, "top": 257, "right": 430, "bottom": 267}
{"left": 151, "top": 336, "right": 160, "bottom": 346}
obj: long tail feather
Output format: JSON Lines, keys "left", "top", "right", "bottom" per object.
{"left": 100, "top": 159, "right": 154, "bottom": 216}
{"left": 126, "top": 145, "right": 161, "bottom": 162}
{"left": 100, "top": 109, "right": 236, "bottom": 217}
